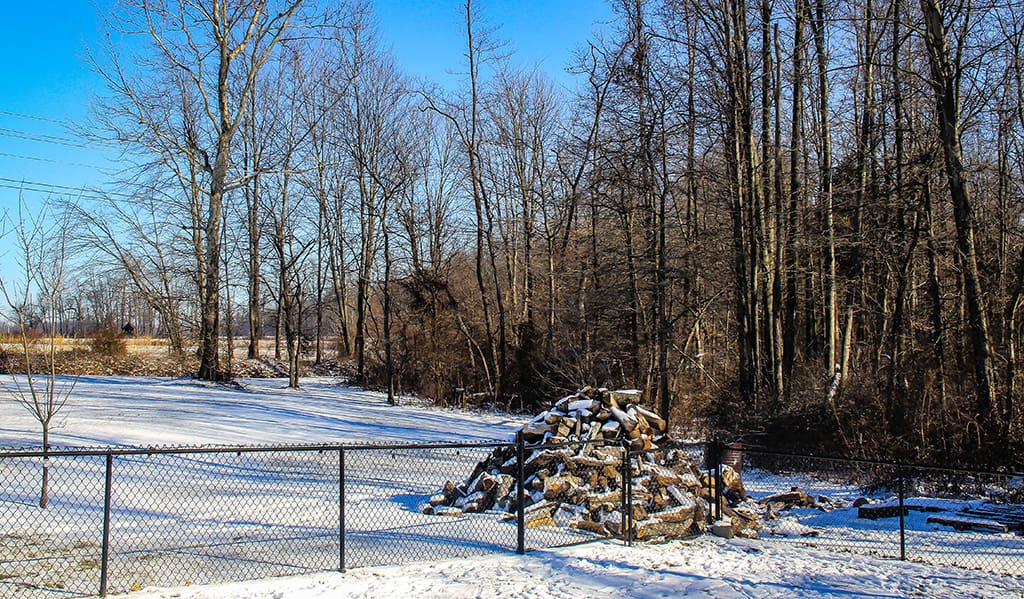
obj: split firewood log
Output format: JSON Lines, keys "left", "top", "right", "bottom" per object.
{"left": 443, "top": 480, "right": 461, "bottom": 503}
{"left": 653, "top": 503, "right": 700, "bottom": 524}
{"left": 587, "top": 489, "right": 622, "bottom": 510}
{"left": 573, "top": 519, "right": 611, "bottom": 536}
{"left": 601, "top": 420, "right": 621, "bottom": 438}
{"left": 524, "top": 500, "right": 557, "bottom": 528}
{"left": 635, "top": 519, "right": 695, "bottom": 540}
{"left": 759, "top": 487, "right": 817, "bottom": 510}
{"left": 609, "top": 405, "right": 639, "bottom": 433}
{"left": 642, "top": 463, "right": 684, "bottom": 486}
{"left": 632, "top": 405, "right": 668, "bottom": 433}
{"left": 608, "top": 389, "right": 642, "bottom": 407}
{"left": 627, "top": 501, "right": 649, "bottom": 522}
{"left": 543, "top": 472, "right": 584, "bottom": 500}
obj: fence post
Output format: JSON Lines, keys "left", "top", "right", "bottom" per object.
{"left": 99, "top": 452, "right": 113, "bottom": 597}
{"left": 706, "top": 441, "right": 723, "bottom": 524}
{"left": 620, "top": 440, "right": 633, "bottom": 545}
{"left": 897, "top": 464, "right": 906, "bottom": 561}
{"left": 716, "top": 443, "right": 725, "bottom": 524}
{"left": 516, "top": 431, "right": 526, "bottom": 555}
{"left": 339, "top": 447, "right": 346, "bottom": 572}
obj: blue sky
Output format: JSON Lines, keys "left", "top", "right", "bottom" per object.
{"left": 0, "top": 0, "right": 613, "bottom": 279}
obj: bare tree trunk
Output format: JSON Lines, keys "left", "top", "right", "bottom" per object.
{"left": 761, "top": 0, "right": 782, "bottom": 405}
{"left": 806, "top": 0, "right": 836, "bottom": 379}
{"left": 920, "top": 0, "right": 997, "bottom": 435}
{"left": 720, "top": 0, "right": 762, "bottom": 411}
{"left": 923, "top": 182, "right": 948, "bottom": 415}
{"left": 315, "top": 216, "right": 324, "bottom": 366}
{"left": 198, "top": 139, "right": 228, "bottom": 381}
{"left": 246, "top": 83, "right": 262, "bottom": 361}
{"left": 222, "top": 201, "right": 234, "bottom": 377}
{"left": 329, "top": 193, "right": 352, "bottom": 358}
{"left": 383, "top": 218, "right": 395, "bottom": 405}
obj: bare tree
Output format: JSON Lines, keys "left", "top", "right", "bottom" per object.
{"left": 0, "top": 200, "right": 76, "bottom": 509}
{"left": 69, "top": 192, "right": 189, "bottom": 356}
{"left": 421, "top": 0, "right": 511, "bottom": 403}
{"left": 98, "top": 0, "right": 306, "bottom": 381}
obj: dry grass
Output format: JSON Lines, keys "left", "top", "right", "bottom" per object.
{"left": 0, "top": 346, "right": 197, "bottom": 377}
{"left": 0, "top": 337, "right": 350, "bottom": 379}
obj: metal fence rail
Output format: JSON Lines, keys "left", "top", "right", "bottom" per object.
{"left": 2, "top": 441, "right": 1022, "bottom": 597}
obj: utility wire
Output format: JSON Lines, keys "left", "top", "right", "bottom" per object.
{"left": 0, "top": 181, "right": 113, "bottom": 203}
{"left": 0, "top": 127, "right": 93, "bottom": 149}
{"left": 0, "top": 110, "right": 72, "bottom": 126}
{"left": 0, "top": 177, "right": 135, "bottom": 199}
{"left": 0, "top": 151, "right": 108, "bottom": 170}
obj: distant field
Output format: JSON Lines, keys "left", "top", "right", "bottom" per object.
{"left": 0, "top": 336, "right": 304, "bottom": 357}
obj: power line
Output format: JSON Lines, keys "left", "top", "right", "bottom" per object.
{"left": 0, "top": 181, "right": 113, "bottom": 203}
{"left": 0, "top": 177, "right": 135, "bottom": 199}
{"left": 0, "top": 127, "right": 93, "bottom": 149}
{"left": 0, "top": 110, "right": 72, "bottom": 126}
{"left": 0, "top": 151, "right": 108, "bottom": 170}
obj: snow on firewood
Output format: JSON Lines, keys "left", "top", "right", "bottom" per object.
{"left": 421, "top": 386, "right": 749, "bottom": 541}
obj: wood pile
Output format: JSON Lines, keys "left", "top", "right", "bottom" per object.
{"left": 422, "top": 386, "right": 730, "bottom": 540}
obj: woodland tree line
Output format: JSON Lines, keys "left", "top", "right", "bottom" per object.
{"left": 10, "top": 0, "right": 1024, "bottom": 466}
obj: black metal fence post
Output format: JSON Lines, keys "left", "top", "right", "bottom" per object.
{"left": 516, "top": 431, "right": 526, "bottom": 554}
{"left": 99, "top": 452, "right": 113, "bottom": 597}
{"left": 706, "top": 441, "right": 723, "bottom": 523}
{"left": 620, "top": 440, "right": 633, "bottom": 545}
{"left": 898, "top": 464, "right": 906, "bottom": 561}
{"left": 339, "top": 447, "right": 346, "bottom": 572}
{"left": 705, "top": 442, "right": 713, "bottom": 524}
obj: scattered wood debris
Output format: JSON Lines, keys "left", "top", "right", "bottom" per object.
{"left": 960, "top": 503, "right": 1024, "bottom": 533}
{"left": 760, "top": 487, "right": 819, "bottom": 511}
{"left": 926, "top": 515, "right": 1009, "bottom": 534}
{"left": 857, "top": 499, "right": 947, "bottom": 520}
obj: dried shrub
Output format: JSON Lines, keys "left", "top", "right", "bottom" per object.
{"left": 90, "top": 328, "right": 127, "bottom": 357}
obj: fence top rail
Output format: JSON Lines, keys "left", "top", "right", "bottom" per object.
{"left": 739, "top": 446, "right": 1024, "bottom": 479}
{"left": 0, "top": 439, "right": 515, "bottom": 459}
{"left": 8, "top": 440, "right": 1011, "bottom": 479}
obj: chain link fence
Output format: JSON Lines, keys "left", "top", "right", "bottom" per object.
{"left": 342, "top": 443, "right": 519, "bottom": 568}
{"left": 732, "top": 447, "right": 1024, "bottom": 575}
{"left": 0, "top": 441, "right": 589, "bottom": 598}
{"left": 3, "top": 441, "right": 1022, "bottom": 597}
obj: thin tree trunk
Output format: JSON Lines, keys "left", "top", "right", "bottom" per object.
{"left": 40, "top": 424, "right": 49, "bottom": 509}
{"left": 807, "top": 0, "right": 836, "bottom": 379}
{"left": 384, "top": 218, "right": 395, "bottom": 405}
{"left": 920, "top": 0, "right": 997, "bottom": 434}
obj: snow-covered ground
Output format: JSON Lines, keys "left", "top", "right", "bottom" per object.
{"left": 117, "top": 536, "right": 1022, "bottom": 599}
{"left": 2, "top": 376, "right": 1023, "bottom": 598}
{"left": 0, "top": 376, "right": 522, "bottom": 448}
